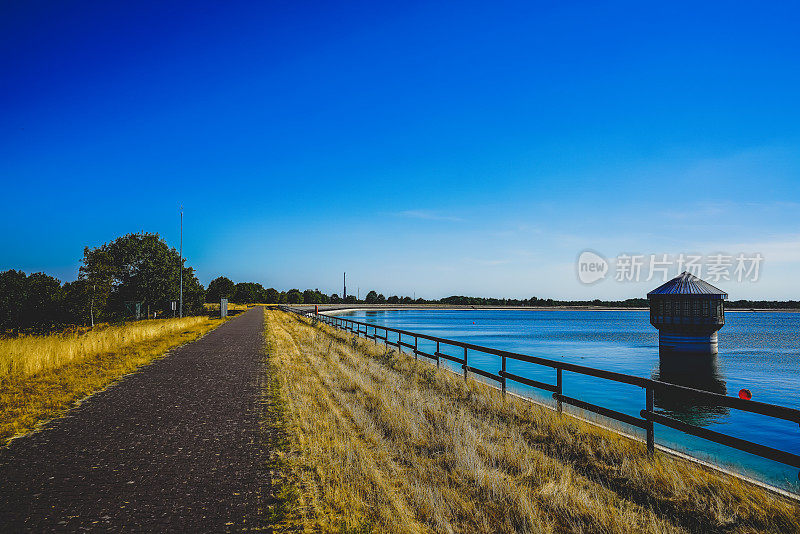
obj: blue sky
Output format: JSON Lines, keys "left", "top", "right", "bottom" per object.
{"left": 1, "top": 1, "right": 798, "bottom": 299}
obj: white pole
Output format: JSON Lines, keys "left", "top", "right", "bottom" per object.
{"left": 179, "top": 206, "right": 183, "bottom": 318}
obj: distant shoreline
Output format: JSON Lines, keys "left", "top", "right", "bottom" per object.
{"left": 296, "top": 304, "right": 800, "bottom": 315}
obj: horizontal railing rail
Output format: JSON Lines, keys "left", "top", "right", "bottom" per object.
{"left": 279, "top": 306, "right": 800, "bottom": 477}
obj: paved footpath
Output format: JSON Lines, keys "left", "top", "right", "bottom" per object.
{"left": 0, "top": 307, "right": 273, "bottom": 532}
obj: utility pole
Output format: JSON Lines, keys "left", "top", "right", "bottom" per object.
{"left": 179, "top": 206, "right": 183, "bottom": 318}
{"left": 90, "top": 284, "right": 95, "bottom": 327}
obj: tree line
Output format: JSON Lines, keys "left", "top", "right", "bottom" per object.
{"left": 1, "top": 233, "right": 204, "bottom": 334}
{"left": 2, "top": 232, "right": 797, "bottom": 335}
{"left": 206, "top": 282, "right": 446, "bottom": 305}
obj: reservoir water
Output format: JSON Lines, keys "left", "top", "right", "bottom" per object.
{"left": 338, "top": 308, "right": 800, "bottom": 492}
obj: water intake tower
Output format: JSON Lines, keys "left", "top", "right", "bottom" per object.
{"left": 647, "top": 272, "right": 727, "bottom": 354}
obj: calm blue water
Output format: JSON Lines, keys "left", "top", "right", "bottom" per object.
{"left": 339, "top": 309, "right": 800, "bottom": 492}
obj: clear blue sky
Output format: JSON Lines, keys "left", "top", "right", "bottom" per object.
{"left": 2, "top": 1, "right": 798, "bottom": 299}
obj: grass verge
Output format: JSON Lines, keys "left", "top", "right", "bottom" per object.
{"left": 264, "top": 309, "right": 799, "bottom": 533}
{"left": 0, "top": 316, "right": 222, "bottom": 444}
{"left": 204, "top": 302, "right": 258, "bottom": 312}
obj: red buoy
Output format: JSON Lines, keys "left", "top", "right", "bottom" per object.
{"left": 739, "top": 389, "right": 752, "bottom": 400}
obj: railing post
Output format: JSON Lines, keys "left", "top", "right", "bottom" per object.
{"left": 646, "top": 384, "right": 655, "bottom": 455}
{"left": 436, "top": 341, "right": 440, "bottom": 368}
{"left": 414, "top": 336, "right": 418, "bottom": 360}
{"left": 556, "top": 368, "right": 563, "bottom": 414}
{"left": 501, "top": 355, "right": 507, "bottom": 397}
{"left": 463, "top": 347, "right": 468, "bottom": 381}
{"left": 398, "top": 333, "right": 402, "bottom": 354}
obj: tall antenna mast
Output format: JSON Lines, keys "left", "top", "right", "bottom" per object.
{"left": 179, "top": 205, "right": 183, "bottom": 318}
{"left": 343, "top": 272, "right": 346, "bottom": 300}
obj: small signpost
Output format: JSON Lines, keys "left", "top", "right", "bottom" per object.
{"left": 171, "top": 300, "right": 177, "bottom": 318}
{"left": 124, "top": 301, "right": 142, "bottom": 320}
{"left": 220, "top": 298, "right": 228, "bottom": 318}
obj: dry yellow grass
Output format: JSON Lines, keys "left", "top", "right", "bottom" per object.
{"left": 0, "top": 316, "right": 222, "bottom": 443}
{"left": 0, "top": 316, "right": 213, "bottom": 380}
{"left": 264, "top": 310, "right": 799, "bottom": 533}
{"left": 204, "top": 302, "right": 256, "bottom": 311}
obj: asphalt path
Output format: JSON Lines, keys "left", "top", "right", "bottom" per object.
{"left": 0, "top": 307, "right": 273, "bottom": 532}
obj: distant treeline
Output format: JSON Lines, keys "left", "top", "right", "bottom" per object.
{"left": 3, "top": 232, "right": 797, "bottom": 335}
{"left": 213, "top": 286, "right": 799, "bottom": 310}
{"left": 726, "top": 299, "right": 800, "bottom": 309}
{"left": 207, "top": 284, "right": 653, "bottom": 307}
{"left": 435, "top": 296, "right": 799, "bottom": 309}
{"left": 206, "top": 277, "right": 337, "bottom": 306}
{"left": 437, "top": 296, "right": 650, "bottom": 307}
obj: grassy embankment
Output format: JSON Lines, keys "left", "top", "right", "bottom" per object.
{"left": 264, "top": 309, "right": 799, "bottom": 533}
{"left": 0, "top": 316, "right": 222, "bottom": 443}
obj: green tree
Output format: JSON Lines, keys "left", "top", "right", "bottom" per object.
{"left": 365, "top": 290, "right": 378, "bottom": 304}
{"left": 286, "top": 289, "right": 303, "bottom": 304}
{"left": 61, "top": 279, "right": 92, "bottom": 325}
{"left": 81, "top": 233, "right": 205, "bottom": 319}
{"left": 19, "top": 272, "right": 63, "bottom": 332}
{"left": 265, "top": 287, "right": 280, "bottom": 303}
{"left": 180, "top": 266, "right": 206, "bottom": 315}
{"left": 303, "top": 289, "right": 323, "bottom": 304}
{"left": 0, "top": 270, "right": 28, "bottom": 333}
{"left": 207, "top": 276, "right": 235, "bottom": 303}
{"left": 78, "top": 245, "right": 114, "bottom": 324}
{"left": 232, "top": 282, "right": 266, "bottom": 303}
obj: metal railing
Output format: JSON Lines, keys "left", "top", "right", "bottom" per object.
{"left": 280, "top": 306, "right": 800, "bottom": 478}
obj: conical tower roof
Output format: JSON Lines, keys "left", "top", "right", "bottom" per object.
{"left": 647, "top": 272, "right": 727, "bottom": 298}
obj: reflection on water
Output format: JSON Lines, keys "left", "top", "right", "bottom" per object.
{"left": 652, "top": 351, "right": 728, "bottom": 425}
